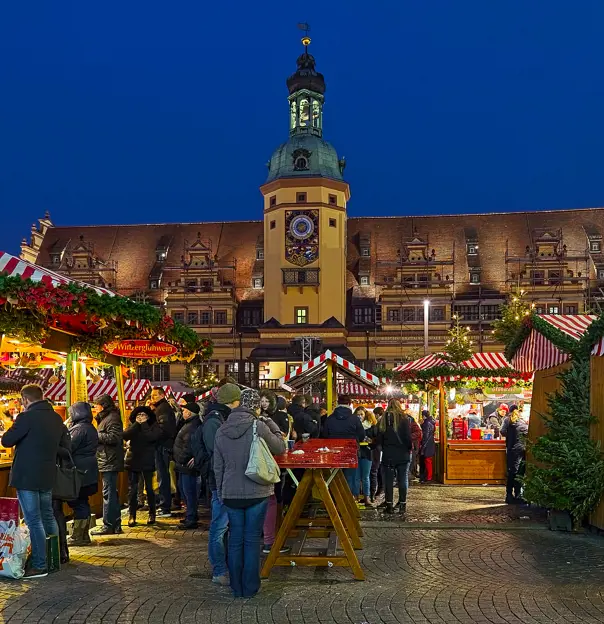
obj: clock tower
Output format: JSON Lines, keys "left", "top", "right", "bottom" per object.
{"left": 260, "top": 36, "right": 350, "bottom": 326}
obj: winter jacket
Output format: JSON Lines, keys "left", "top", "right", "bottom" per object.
{"left": 409, "top": 419, "right": 422, "bottom": 448}
{"left": 152, "top": 399, "right": 177, "bottom": 451}
{"left": 173, "top": 416, "right": 202, "bottom": 474}
{"left": 203, "top": 402, "right": 231, "bottom": 491}
{"left": 305, "top": 404, "right": 322, "bottom": 436}
{"left": 2, "top": 400, "right": 70, "bottom": 491}
{"left": 322, "top": 406, "right": 366, "bottom": 443}
{"left": 213, "top": 408, "right": 286, "bottom": 502}
{"left": 270, "top": 410, "right": 290, "bottom": 436}
{"left": 359, "top": 422, "right": 378, "bottom": 461}
{"left": 96, "top": 407, "right": 124, "bottom": 472}
{"left": 378, "top": 413, "right": 413, "bottom": 467}
{"left": 288, "top": 403, "right": 318, "bottom": 439}
{"left": 123, "top": 410, "right": 162, "bottom": 472}
{"left": 68, "top": 408, "right": 99, "bottom": 486}
{"left": 420, "top": 416, "right": 436, "bottom": 458}
{"left": 501, "top": 416, "right": 528, "bottom": 459}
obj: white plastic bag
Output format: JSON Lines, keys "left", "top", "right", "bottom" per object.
{"left": 0, "top": 520, "right": 31, "bottom": 579}
{"left": 245, "top": 420, "right": 282, "bottom": 485}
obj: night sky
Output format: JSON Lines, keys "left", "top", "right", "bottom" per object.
{"left": 2, "top": 1, "right": 604, "bottom": 254}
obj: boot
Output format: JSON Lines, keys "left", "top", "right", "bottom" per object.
{"left": 397, "top": 501, "right": 407, "bottom": 514}
{"left": 147, "top": 508, "right": 156, "bottom": 525}
{"left": 67, "top": 520, "right": 89, "bottom": 547}
{"left": 383, "top": 502, "right": 395, "bottom": 514}
{"left": 82, "top": 517, "right": 92, "bottom": 544}
{"left": 128, "top": 513, "right": 137, "bottom": 528}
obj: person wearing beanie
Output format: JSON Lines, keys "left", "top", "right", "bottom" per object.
{"left": 90, "top": 394, "right": 124, "bottom": 535}
{"left": 214, "top": 388, "right": 286, "bottom": 598}
{"left": 173, "top": 403, "right": 203, "bottom": 529}
{"left": 204, "top": 382, "right": 241, "bottom": 585}
{"left": 149, "top": 386, "right": 177, "bottom": 517}
{"left": 419, "top": 409, "right": 436, "bottom": 483}
{"left": 123, "top": 406, "right": 162, "bottom": 527}
{"left": 501, "top": 404, "right": 528, "bottom": 503}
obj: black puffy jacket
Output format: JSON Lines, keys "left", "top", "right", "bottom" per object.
{"left": 173, "top": 416, "right": 202, "bottom": 474}
{"left": 123, "top": 408, "right": 162, "bottom": 472}
{"left": 152, "top": 399, "right": 177, "bottom": 450}
{"left": 96, "top": 407, "right": 124, "bottom": 472}
{"left": 378, "top": 414, "right": 412, "bottom": 467}
{"left": 289, "top": 404, "right": 318, "bottom": 439}
{"left": 68, "top": 409, "right": 99, "bottom": 486}
{"left": 322, "top": 406, "right": 365, "bottom": 442}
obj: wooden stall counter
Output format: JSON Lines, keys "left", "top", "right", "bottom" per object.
{"left": 444, "top": 439, "right": 506, "bottom": 484}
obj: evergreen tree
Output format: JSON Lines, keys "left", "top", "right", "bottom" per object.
{"left": 493, "top": 288, "right": 532, "bottom": 347}
{"left": 445, "top": 314, "right": 474, "bottom": 364}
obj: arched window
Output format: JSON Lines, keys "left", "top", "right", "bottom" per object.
{"left": 299, "top": 98, "right": 309, "bottom": 127}
{"left": 312, "top": 100, "right": 321, "bottom": 128}
{"left": 290, "top": 100, "right": 297, "bottom": 130}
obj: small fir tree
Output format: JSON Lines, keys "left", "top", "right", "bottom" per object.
{"left": 445, "top": 314, "right": 474, "bottom": 364}
{"left": 493, "top": 288, "right": 532, "bottom": 347}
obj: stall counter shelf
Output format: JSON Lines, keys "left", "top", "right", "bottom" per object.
{"left": 444, "top": 439, "right": 507, "bottom": 484}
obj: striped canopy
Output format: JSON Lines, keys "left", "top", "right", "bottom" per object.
{"left": 279, "top": 350, "right": 381, "bottom": 393}
{"left": 393, "top": 353, "right": 447, "bottom": 373}
{"left": 0, "top": 251, "right": 115, "bottom": 297}
{"left": 512, "top": 315, "right": 597, "bottom": 372}
{"left": 45, "top": 378, "right": 150, "bottom": 402}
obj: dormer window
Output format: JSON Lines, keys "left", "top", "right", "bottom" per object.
{"left": 253, "top": 278, "right": 263, "bottom": 289}
{"left": 50, "top": 254, "right": 60, "bottom": 265}
{"left": 591, "top": 240, "right": 601, "bottom": 252}
{"left": 360, "top": 276, "right": 370, "bottom": 286}
{"left": 149, "top": 280, "right": 159, "bottom": 290}
{"left": 361, "top": 248, "right": 370, "bottom": 257}
{"left": 294, "top": 156, "right": 308, "bottom": 170}
{"left": 467, "top": 244, "right": 478, "bottom": 255}
{"left": 470, "top": 272, "right": 480, "bottom": 284}
{"left": 256, "top": 249, "right": 264, "bottom": 260}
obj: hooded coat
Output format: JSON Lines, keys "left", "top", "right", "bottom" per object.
{"left": 420, "top": 415, "right": 436, "bottom": 458}
{"left": 213, "top": 407, "right": 286, "bottom": 502}
{"left": 152, "top": 398, "right": 177, "bottom": 450}
{"left": 305, "top": 403, "right": 322, "bottom": 437}
{"left": 288, "top": 402, "right": 318, "bottom": 439}
{"left": 123, "top": 407, "right": 162, "bottom": 472}
{"left": 95, "top": 396, "right": 124, "bottom": 472}
{"left": 173, "top": 415, "right": 202, "bottom": 474}
{"left": 322, "top": 406, "right": 366, "bottom": 442}
{"left": 68, "top": 404, "right": 99, "bottom": 486}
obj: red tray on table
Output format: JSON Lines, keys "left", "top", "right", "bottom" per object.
{"left": 274, "top": 438, "right": 358, "bottom": 469}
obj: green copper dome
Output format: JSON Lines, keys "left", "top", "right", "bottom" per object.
{"left": 266, "top": 134, "right": 344, "bottom": 183}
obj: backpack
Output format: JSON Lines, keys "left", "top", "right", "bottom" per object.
{"left": 190, "top": 411, "right": 221, "bottom": 478}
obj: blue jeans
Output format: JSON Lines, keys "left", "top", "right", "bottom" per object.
{"left": 208, "top": 490, "right": 229, "bottom": 577}
{"left": 357, "top": 458, "right": 372, "bottom": 497}
{"left": 17, "top": 489, "right": 58, "bottom": 570}
{"left": 178, "top": 473, "right": 199, "bottom": 523}
{"left": 155, "top": 447, "right": 172, "bottom": 513}
{"left": 101, "top": 471, "right": 121, "bottom": 529}
{"left": 225, "top": 498, "right": 269, "bottom": 598}
{"left": 343, "top": 467, "right": 360, "bottom": 497}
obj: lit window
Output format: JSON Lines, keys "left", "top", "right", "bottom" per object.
{"left": 295, "top": 307, "right": 308, "bottom": 324}
{"left": 548, "top": 305, "right": 560, "bottom": 315}
{"left": 253, "top": 278, "right": 263, "bottom": 289}
{"left": 360, "top": 276, "right": 369, "bottom": 286}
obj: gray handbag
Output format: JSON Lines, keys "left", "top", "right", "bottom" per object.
{"left": 245, "top": 420, "right": 281, "bottom": 485}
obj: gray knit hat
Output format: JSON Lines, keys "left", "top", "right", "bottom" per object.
{"left": 240, "top": 388, "right": 261, "bottom": 412}
{"left": 216, "top": 383, "right": 241, "bottom": 405}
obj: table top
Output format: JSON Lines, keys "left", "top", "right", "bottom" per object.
{"left": 274, "top": 438, "right": 359, "bottom": 469}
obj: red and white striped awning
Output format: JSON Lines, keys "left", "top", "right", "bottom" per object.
{"left": 512, "top": 315, "right": 598, "bottom": 372}
{"left": 460, "top": 352, "right": 513, "bottom": 370}
{"left": 0, "top": 251, "right": 115, "bottom": 297}
{"left": 45, "top": 378, "right": 151, "bottom": 402}
{"left": 593, "top": 339, "right": 604, "bottom": 357}
{"left": 280, "top": 350, "right": 381, "bottom": 392}
{"left": 393, "top": 353, "right": 447, "bottom": 372}
{"left": 337, "top": 382, "right": 371, "bottom": 396}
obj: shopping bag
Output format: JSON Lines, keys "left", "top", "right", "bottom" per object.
{"left": 0, "top": 520, "right": 31, "bottom": 579}
{"left": 245, "top": 420, "right": 281, "bottom": 485}
{"left": 46, "top": 535, "right": 60, "bottom": 573}
{"left": 54, "top": 453, "right": 84, "bottom": 501}
{"left": 0, "top": 498, "right": 19, "bottom": 523}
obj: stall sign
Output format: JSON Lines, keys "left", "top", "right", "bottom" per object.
{"left": 103, "top": 340, "right": 178, "bottom": 359}
{"left": 73, "top": 361, "right": 88, "bottom": 402}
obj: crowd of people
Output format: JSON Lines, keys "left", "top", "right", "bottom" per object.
{"left": 0, "top": 381, "right": 527, "bottom": 590}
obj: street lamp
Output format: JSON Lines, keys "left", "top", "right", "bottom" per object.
{"left": 423, "top": 299, "right": 430, "bottom": 355}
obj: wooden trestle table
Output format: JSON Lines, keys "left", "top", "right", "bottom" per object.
{"left": 260, "top": 438, "right": 365, "bottom": 581}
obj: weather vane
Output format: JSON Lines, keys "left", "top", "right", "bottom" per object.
{"left": 297, "top": 22, "right": 311, "bottom": 48}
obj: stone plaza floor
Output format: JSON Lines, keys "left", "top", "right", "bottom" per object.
{"left": 1, "top": 486, "right": 603, "bottom": 624}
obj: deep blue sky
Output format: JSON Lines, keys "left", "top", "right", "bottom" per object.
{"left": 2, "top": 1, "right": 604, "bottom": 253}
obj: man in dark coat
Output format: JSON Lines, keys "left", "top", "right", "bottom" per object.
{"left": 65, "top": 401, "right": 99, "bottom": 546}
{"left": 288, "top": 395, "right": 318, "bottom": 440}
{"left": 1, "top": 384, "right": 70, "bottom": 578}
{"left": 123, "top": 405, "right": 162, "bottom": 526}
{"left": 150, "top": 387, "right": 177, "bottom": 517}
{"left": 322, "top": 395, "right": 365, "bottom": 497}
{"left": 91, "top": 394, "right": 124, "bottom": 535}
{"left": 173, "top": 403, "right": 202, "bottom": 529}
{"left": 501, "top": 405, "right": 529, "bottom": 504}
{"left": 304, "top": 394, "right": 322, "bottom": 437}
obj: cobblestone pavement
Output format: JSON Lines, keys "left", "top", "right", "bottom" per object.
{"left": 0, "top": 489, "right": 601, "bottom": 624}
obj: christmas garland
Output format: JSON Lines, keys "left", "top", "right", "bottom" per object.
{"left": 0, "top": 275, "right": 212, "bottom": 362}
{"left": 383, "top": 364, "right": 525, "bottom": 383}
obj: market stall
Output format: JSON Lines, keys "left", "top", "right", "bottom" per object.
{"left": 393, "top": 352, "right": 528, "bottom": 484}
{"left": 279, "top": 350, "right": 382, "bottom": 411}
{"left": 510, "top": 313, "right": 604, "bottom": 530}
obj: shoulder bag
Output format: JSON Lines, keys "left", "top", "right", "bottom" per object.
{"left": 54, "top": 451, "right": 85, "bottom": 501}
{"left": 245, "top": 420, "right": 281, "bottom": 485}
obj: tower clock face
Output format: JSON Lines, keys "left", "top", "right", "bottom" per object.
{"left": 285, "top": 210, "right": 319, "bottom": 267}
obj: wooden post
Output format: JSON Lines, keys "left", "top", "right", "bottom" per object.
{"left": 115, "top": 365, "right": 127, "bottom": 424}
{"left": 325, "top": 359, "right": 335, "bottom": 413}
{"left": 438, "top": 380, "right": 447, "bottom": 483}
{"left": 65, "top": 352, "right": 76, "bottom": 408}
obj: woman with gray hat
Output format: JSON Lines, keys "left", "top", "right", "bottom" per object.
{"left": 213, "top": 388, "right": 286, "bottom": 598}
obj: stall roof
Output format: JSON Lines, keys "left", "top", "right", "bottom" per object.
{"left": 46, "top": 378, "right": 150, "bottom": 402}
{"left": 512, "top": 315, "right": 598, "bottom": 372}
{"left": 0, "top": 251, "right": 115, "bottom": 297}
{"left": 279, "top": 350, "right": 381, "bottom": 391}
